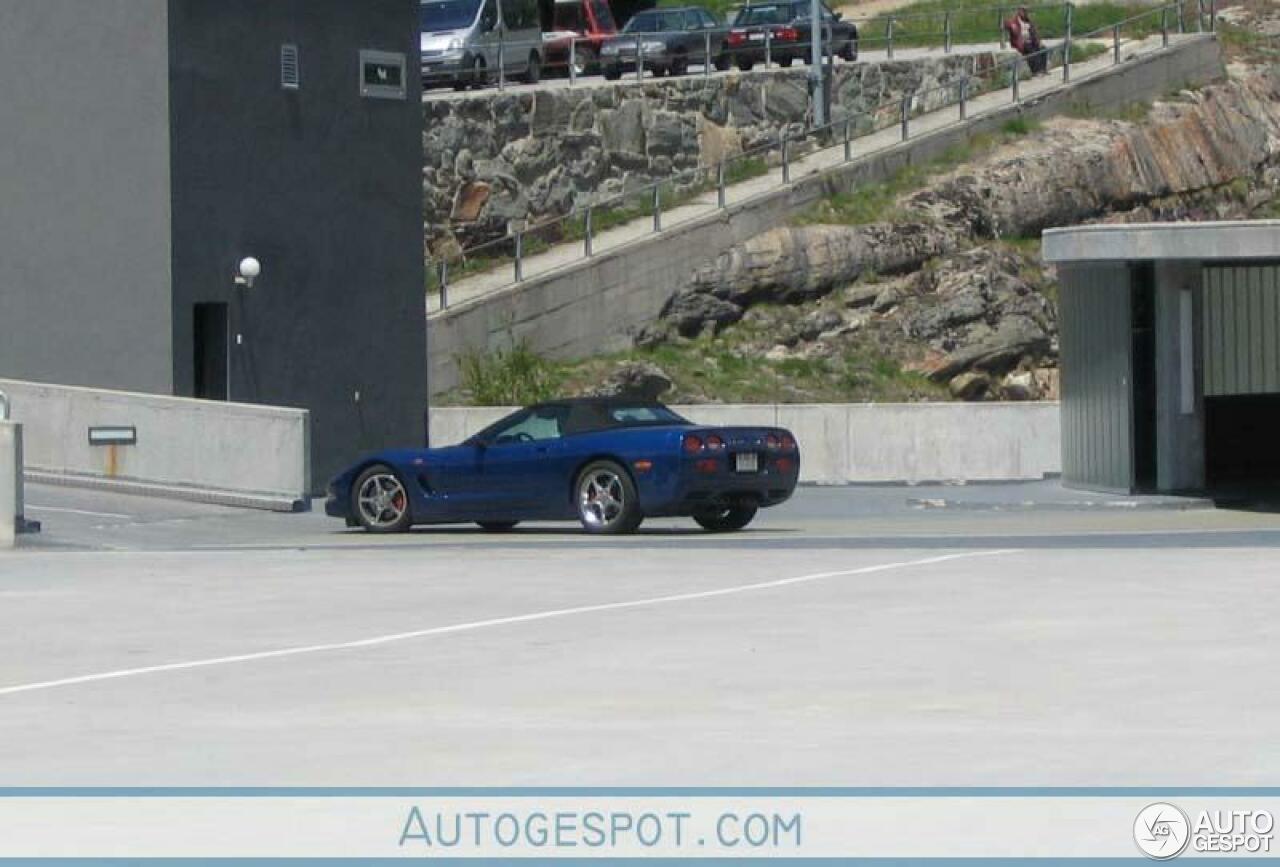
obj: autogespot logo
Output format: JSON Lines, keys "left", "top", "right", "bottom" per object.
{"left": 1135, "top": 803, "right": 1192, "bottom": 860}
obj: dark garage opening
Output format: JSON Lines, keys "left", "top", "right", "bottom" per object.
{"left": 1205, "top": 393, "right": 1280, "bottom": 493}
{"left": 193, "top": 302, "right": 229, "bottom": 401}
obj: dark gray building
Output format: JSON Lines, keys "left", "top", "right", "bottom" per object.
{"left": 1044, "top": 221, "right": 1280, "bottom": 496}
{"left": 0, "top": 0, "right": 426, "bottom": 488}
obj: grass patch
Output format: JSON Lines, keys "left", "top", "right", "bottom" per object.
{"left": 861, "top": 0, "right": 1171, "bottom": 49}
{"left": 457, "top": 340, "right": 562, "bottom": 405}
{"left": 793, "top": 123, "right": 1033, "bottom": 227}
{"left": 1217, "top": 21, "right": 1280, "bottom": 63}
{"left": 1065, "top": 96, "right": 1152, "bottom": 122}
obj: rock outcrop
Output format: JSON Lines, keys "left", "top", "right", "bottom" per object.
{"left": 638, "top": 68, "right": 1280, "bottom": 399}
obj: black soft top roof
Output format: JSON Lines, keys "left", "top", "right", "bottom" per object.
{"left": 536, "top": 398, "right": 692, "bottom": 435}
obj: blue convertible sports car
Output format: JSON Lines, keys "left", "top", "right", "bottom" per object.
{"left": 326, "top": 398, "right": 800, "bottom": 534}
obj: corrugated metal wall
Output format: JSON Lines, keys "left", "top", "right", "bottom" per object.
{"left": 1203, "top": 265, "right": 1280, "bottom": 396}
{"left": 1059, "top": 265, "right": 1134, "bottom": 492}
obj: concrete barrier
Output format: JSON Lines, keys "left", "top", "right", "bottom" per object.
{"left": 0, "top": 378, "right": 311, "bottom": 511}
{"left": 430, "top": 402, "right": 1062, "bottom": 484}
{"left": 0, "top": 422, "right": 18, "bottom": 549}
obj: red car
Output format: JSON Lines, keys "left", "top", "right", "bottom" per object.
{"left": 541, "top": 0, "right": 619, "bottom": 75}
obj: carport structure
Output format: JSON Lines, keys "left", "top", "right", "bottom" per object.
{"left": 1044, "top": 221, "right": 1280, "bottom": 496}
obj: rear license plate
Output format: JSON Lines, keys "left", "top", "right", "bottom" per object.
{"left": 735, "top": 452, "right": 759, "bottom": 473}
{"left": 749, "top": 32, "right": 765, "bottom": 41}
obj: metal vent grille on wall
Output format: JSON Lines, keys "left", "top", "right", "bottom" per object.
{"left": 281, "top": 44, "right": 300, "bottom": 90}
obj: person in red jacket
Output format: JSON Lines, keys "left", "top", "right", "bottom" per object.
{"left": 1004, "top": 6, "right": 1047, "bottom": 75}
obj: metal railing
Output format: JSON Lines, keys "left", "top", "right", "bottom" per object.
{"left": 0, "top": 390, "right": 9, "bottom": 421}
{"left": 429, "top": 0, "right": 1203, "bottom": 310}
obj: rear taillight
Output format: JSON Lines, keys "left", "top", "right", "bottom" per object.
{"left": 706, "top": 434, "right": 725, "bottom": 451}
{"left": 775, "top": 26, "right": 799, "bottom": 40}
{"left": 727, "top": 29, "right": 746, "bottom": 44}
{"left": 765, "top": 433, "right": 781, "bottom": 450}
{"left": 780, "top": 434, "right": 797, "bottom": 451}
{"left": 683, "top": 434, "right": 704, "bottom": 454}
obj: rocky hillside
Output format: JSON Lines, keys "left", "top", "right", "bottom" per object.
{"left": 543, "top": 63, "right": 1280, "bottom": 405}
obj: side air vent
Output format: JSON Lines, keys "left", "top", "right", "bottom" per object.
{"left": 280, "top": 44, "right": 300, "bottom": 90}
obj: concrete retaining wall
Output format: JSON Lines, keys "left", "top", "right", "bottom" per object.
{"left": 0, "top": 378, "right": 311, "bottom": 511}
{"left": 430, "top": 402, "right": 1062, "bottom": 483}
{"left": 0, "top": 422, "right": 17, "bottom": 549}
{"left": 427, "top": 35, "right": 1224, "bottom": 396}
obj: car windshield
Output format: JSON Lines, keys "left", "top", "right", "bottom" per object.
{"left": 623, "top": 10, "right": 685, "bottom": 32}
{"left": 734, "top": 4, "right": 790, "bottom": 25}
{"left": 420, "top": 0, "right": 481, "bottom": 31}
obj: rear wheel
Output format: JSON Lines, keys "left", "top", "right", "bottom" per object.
{"left": 576, "top": 460, "right": 643, "bottom": 534}
{"left": 603, "top": 63, "right": 623, "bottom": 80}
{"left": 737, "top": 57, "right": 754, "bottom": 71}
{"left": 352, "top": 465, "right": 413, "bottom": 533}
{"left": 714, "top": 53, "right": 732, "bottom": 71}
{"left": 477, "top": 520, "right": 520, "bottom": 532}
{"left": 693, "top": 504, "right": 758, "bottom": 532}
{"left": 670, "top": 49, "right": 689, "bottom": 76}
{"left": 778, "top": 55, "right": 794, "bottom": 67}
{"left": 572, "top": 46, "right": 596, "bottom": 76}
{"left": 839, "top": 38, "right": 857, "bottom": 61}
{"left": 521, "top": 51, "right": 541, "bottom": 83}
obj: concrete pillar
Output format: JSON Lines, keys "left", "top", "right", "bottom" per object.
{"left": 0, "top": 422, "right": 18, "bottom": 549}
{"left": 1154, "top": 262, "right": 1206, "bottom": 493}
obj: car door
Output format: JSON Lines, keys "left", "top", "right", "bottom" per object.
{"left": 475, "top": 0, "right": 501, "bottom": 75}
{"left": 474, "top": 405, "right": 571, "bottom": 517}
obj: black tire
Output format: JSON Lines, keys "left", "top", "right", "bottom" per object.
{"left": 351, "top": 464, "right": 413, "bottom": 534}
{"left": 714, "top": 53, "right": 732, "bottom": 71}
{"left": 737, "top": 57, "right": 754, "bottom": 71}
{"left": 693, "top": 504, "right": 758, "bottom": 532}
{"left": 572, "top": 46, "right": 597, "bottom": 76}
{"left": 455, "top": 54, "right": 487, "bottom": 90}
{"left": 521, "top": 51, "right": 541, "bottom": 83}
{"left": 603, "top": 63, "right": 623, "bottom": 80}
{"left": 670, "top": 50, "right": 689, "bottom": 76}
{"left": 575, "top": 460, "right": 643, "bottom": 535}
{"left": 778, "top": 55, "right": 794, "bottom": 67}
{"left": 477, "top": 520, "right": 520, "bottom": 532}
{"left": 840, "top": 39, "right": 857, "bottom": 61}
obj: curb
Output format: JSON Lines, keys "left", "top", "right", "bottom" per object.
{"left": 24, "top": 470, "right": 309, "bottom": 514}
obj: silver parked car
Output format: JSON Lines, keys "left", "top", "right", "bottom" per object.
{"left": 420, "top": 0, "right": 543, "bottom": 90}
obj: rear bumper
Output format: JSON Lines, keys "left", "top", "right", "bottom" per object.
{"left": 642, "top": 453, "right": 800, "bottom": 516}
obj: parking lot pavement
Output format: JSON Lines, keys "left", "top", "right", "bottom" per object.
{"left": 3, "top": 483, "right": 1279, "bottom": 785}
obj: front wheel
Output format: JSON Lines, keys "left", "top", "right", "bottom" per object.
{"left": 352, "top": 464, "right": 413, "bottom": 533}
{"left": 693, "top": 504, "right": 758, "bottom": 532}
{"left": 521, "top": 51, "right": 541, "bottom": 83}
{"left": 576, "top": 461, "right": 643, "bottom": 534}
{"left": 840, "top": 39, "right": 857, "bottom": 61}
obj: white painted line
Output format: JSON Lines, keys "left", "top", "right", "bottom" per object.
{"left": 0, "top": 550, "right": 1012, "bottom": 697}
{"left": 26, "top": 505, "right": 132, "bottom": 520}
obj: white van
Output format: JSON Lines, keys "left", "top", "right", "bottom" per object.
{"left": 420, "top": 0, "right": 544, "bottom": 90}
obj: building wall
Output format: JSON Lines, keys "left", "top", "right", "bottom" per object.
{"left": 0, "top": 0, "right": 174, "bottom": 393}
{"left": 166, "top": 0, "right": 426, "bottom": 487}
{"left": 1059, "top": 264, "right": 1135, "bottom": 494}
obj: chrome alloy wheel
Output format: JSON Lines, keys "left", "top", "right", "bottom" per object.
{"left": 578, "top": 468, "right": 626, "bottom": 529}
{"left": 357, "top": 473, "right": 409, "bottom": 529}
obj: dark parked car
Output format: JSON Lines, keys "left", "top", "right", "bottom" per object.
{"left": 724, "top": 0, "right": 857, "bottom": 70}
{"left": 326, "top": 398, "right": 800, "bottom": 535}
{"left": 601, "top": 6, "right": 730, "bottom": 78}
{"left": 541, "top": 0, "right": 619, "bottom": 76}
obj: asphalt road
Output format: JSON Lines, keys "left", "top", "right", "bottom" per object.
{"left": 3, "top": 482, "right": 1279, "bottom": 785}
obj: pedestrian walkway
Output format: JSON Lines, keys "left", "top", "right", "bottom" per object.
{"left": 431, "top": 33, "right": 1196, "bottom": 315}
